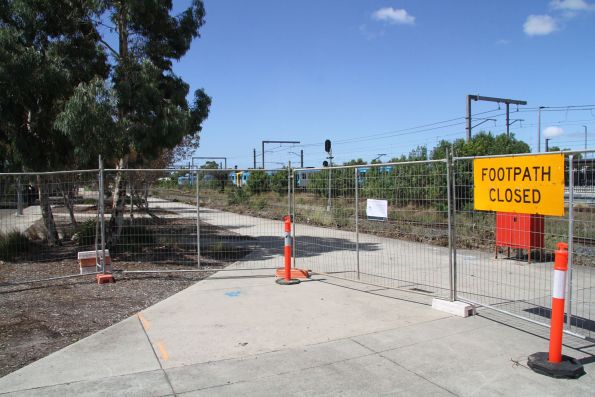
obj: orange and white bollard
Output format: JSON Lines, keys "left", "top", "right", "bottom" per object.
{"left": 549, "top": 242, "right": 568, "bottom": 363}
{"left": 527, "top": 242, "right": 585, "bottom": 379}
{"left": 275, "top": 215, "right": 309, "bottom": 285}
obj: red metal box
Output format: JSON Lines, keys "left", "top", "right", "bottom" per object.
{"left": 495, "top": 212, "right": 544, "bottom": 263}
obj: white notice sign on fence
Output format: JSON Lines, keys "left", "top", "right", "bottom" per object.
{"left": 366, "top": 199, "right": 388, "bottom": 221}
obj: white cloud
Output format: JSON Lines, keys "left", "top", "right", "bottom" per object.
{"left": 523, "top": 14, "right": 558, "bottom": 36}
{"left": 372, "top": 7, "right": 415, "bottom": 25}
{"left": 544, "top": 126, "right": 565, "bottom": 137}
{"left": 550, "top": 0, "right": 595, "bottom": 11}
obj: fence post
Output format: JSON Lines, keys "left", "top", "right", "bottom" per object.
{"left": 451, "top": 155, "right": 458, "bottom": 301}
{"left": 98, "top": 155, "right": 107, "bottom": 274}
{"left": 196, "top": 168, "right": 201, "bottom": 268}
{"left": 355, "top": 167, "right": 360, "bottom": 280}
{"left": 16, "top": 177, "right": 23, "bottom": 216}
{"left": 128, "top": 182, "right": 133, "bottom": 219}
{"left": 327, "top": 163, "right": 332, "bottom": 211}
{"left": 566, "top": 154, "right": 574, "bottom": 328}
{"left": 446, "top": 151, "right": 454, "bottom": 301}
{"left": 291, "top": 168, "right": 296, "bottom": 268}
{"left": 287, "top": 161, "right": 291, "bottom": 219}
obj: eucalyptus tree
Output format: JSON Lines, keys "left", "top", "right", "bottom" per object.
{"left": 0, "top": 0, "right": 109, "bottom": 244}
{"left": 56, "top": 1, "right": 211, "bottom": 243}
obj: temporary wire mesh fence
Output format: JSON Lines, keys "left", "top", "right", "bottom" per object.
{"left": 0, "top": 170, "right": 103, "bottom": 284}
{"left": 452, "top": 151, "right": 595, "bottom": 340}
{"left": 105, "top": 167, "right": 291, "bottom": 273}
{"left": 193, "top": 167, "right": 292, "bottom": 270}
{"left": 292, "top": 160, "right": 452, "bottom": 300}
{"left": 0, "top": 153, "right": 592, "bottom": 340}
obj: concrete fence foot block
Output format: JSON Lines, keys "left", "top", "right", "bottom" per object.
{"left": 431, "top": 298, "right": 475, "bottom": 317}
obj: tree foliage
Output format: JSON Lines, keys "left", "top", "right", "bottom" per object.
{"left": 0, "top": 1, "right": 211, "bottom": 245}
{"left": 0, "top": 0, "right": 108, "bottom": 171}
{"left": 270, "top": 169, "right": 289, "bottom": 195}
{"left": 55, "top": 1, "right": 211, "bottom": 168}
{"left": 306, "top": 133, "right": 532, "bottom": 210}
{"left": 246, "top": 171, "right": 270, "bottom": 195}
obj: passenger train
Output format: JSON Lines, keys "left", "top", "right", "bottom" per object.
{"left": 178, "top": 166, "right": 398, "bottom": 188}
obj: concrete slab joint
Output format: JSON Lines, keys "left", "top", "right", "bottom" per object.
{"left": 431, "top": 298, "right": 476, "bottom": 318}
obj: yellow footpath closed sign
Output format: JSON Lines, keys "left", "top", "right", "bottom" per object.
{"left": 473, "top": 154, "right": 564, "bottom": 216}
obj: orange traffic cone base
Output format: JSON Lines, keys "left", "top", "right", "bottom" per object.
{"left": 275, "top": 268, "right": 310, "bottom": 279}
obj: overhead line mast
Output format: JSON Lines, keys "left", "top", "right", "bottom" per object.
{"left": 466, "top": 95, "right": 527, "bottom": 141}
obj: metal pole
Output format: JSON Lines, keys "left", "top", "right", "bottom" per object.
{"left": 98, "top": 156, "right": 106, "bottom": 274}
{"left": 253, "top": 149, "right": 256, "bottom": 169}
{"left": 466, "top": 95, "right": 472, "bottom": 142}
{"left": 327, "top": 150, "right": 332, "bottom": 211}
{"left": 506, "top": 102, "right": 510, "bottom": 137}
{"left": 128, "top": 182, "right": 133, "bottom": 218}
{"left": 583, "top": 125, "right": 587, "bottom": 152}
{"left": 287, "top": 161, "right": 291, "bottom": 218}
{"left": 262, "top": 141, "right": 265, "bottom": 169}
{"left": 538, "top": 107, "right": 542, "bottom": 152}
{"left": 355, "top": 167, "right": 360, "bottom": 280}
{"left": 446, "top": 151, "right": 454, "bottom": 301}
{"left": 291, "top": 168, "right": 296, "bottom": 268}
{"left": 566, "top": 154, "right": 574, "bottom": 328}
{"left": 196, "top": 169, "right": 201, "bottom": 268}
{"left": 300, "top": 150, "right": 304, "bottom": 168}
{"left": 16, "top": 177, "right": 23, "bottom": 216}
{"left": 451, "top": 156, "right": 458, "bottom": 300}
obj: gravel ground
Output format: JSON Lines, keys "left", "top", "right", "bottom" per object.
{"left": 0, "top": 218, "right": 255, "bottom": 378}
{"left": 0, "top": 260, "right": 225, "bottom": 378}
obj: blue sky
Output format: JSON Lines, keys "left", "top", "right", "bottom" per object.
{"left": 172, "top": 0, "right": 595, "bottom": 168}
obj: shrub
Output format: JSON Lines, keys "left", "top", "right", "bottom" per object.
{"left": 0, "top": 231, "right": 36, "bottom": 261}
{"left": 73, "top": 219, "right": 98, "bottom": 246}
{"left": 246, "top": 171, "right": 271, "bottom": 194}
{"left": 227, "top": 187, "right": 249, "bottom": 206}
{"left": 115, "top": 223, "right": 156, "bottom": 253}
{"left": 250, "top": 196, "right": 267, "bottom": 211}
{"left": 270, "top": 170, "right": 289, "bottom": 195}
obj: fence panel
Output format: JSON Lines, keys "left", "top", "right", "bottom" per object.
{"left": 453, "top": 152, "right": 595, "bottom": 340}
{"left": 293, "top": 160, "right": 451, "bottom": 299}
{"left": 0, "top": 170, "right": 102, "bottom": 284}
{"left": 292, "top": 165, "right": 359, "bottom": 280}
{"left": 566, "top": 153, "right": 595, "bottom": 339}
{"left": 105, "top": 168, "right": 289, "bottom": 273}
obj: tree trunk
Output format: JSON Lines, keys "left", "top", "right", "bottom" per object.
{"left": 37, "top": 175, "right": 60, "bottom": 245}
{"left": 60, "top": 186, "right": 77, "bottom": 228}
{"left": 143, "top": 181, "right": 148, "bottom": 210}
{"left": 128, "top": 182, "right": 134, "bottom": 219}
{"left": 108, "top": 155, "right": 128, "bottom": 245}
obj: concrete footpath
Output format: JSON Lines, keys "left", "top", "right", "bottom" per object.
{"left": 0, "top": 257, "right": 594, "bottom": 396}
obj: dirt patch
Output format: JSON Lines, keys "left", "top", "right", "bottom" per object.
{"left": 0, "top": 219, "right": 256, "bottom": 378}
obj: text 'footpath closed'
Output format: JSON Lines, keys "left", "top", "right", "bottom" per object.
{"left": 473, "top": 154, "right": 564, "bottom": 216}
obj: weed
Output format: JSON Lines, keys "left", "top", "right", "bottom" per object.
{"left": 0, "top": 231, "right": 37, "bottom": 261}
{"left": 81, "top": 198, "right": 98, "bottom": 205}
{"left": 227, "top": 188, "right": 249, "bottom": 206}
{"left": 250, "top": 197, "right": 267, "bottom": 211}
